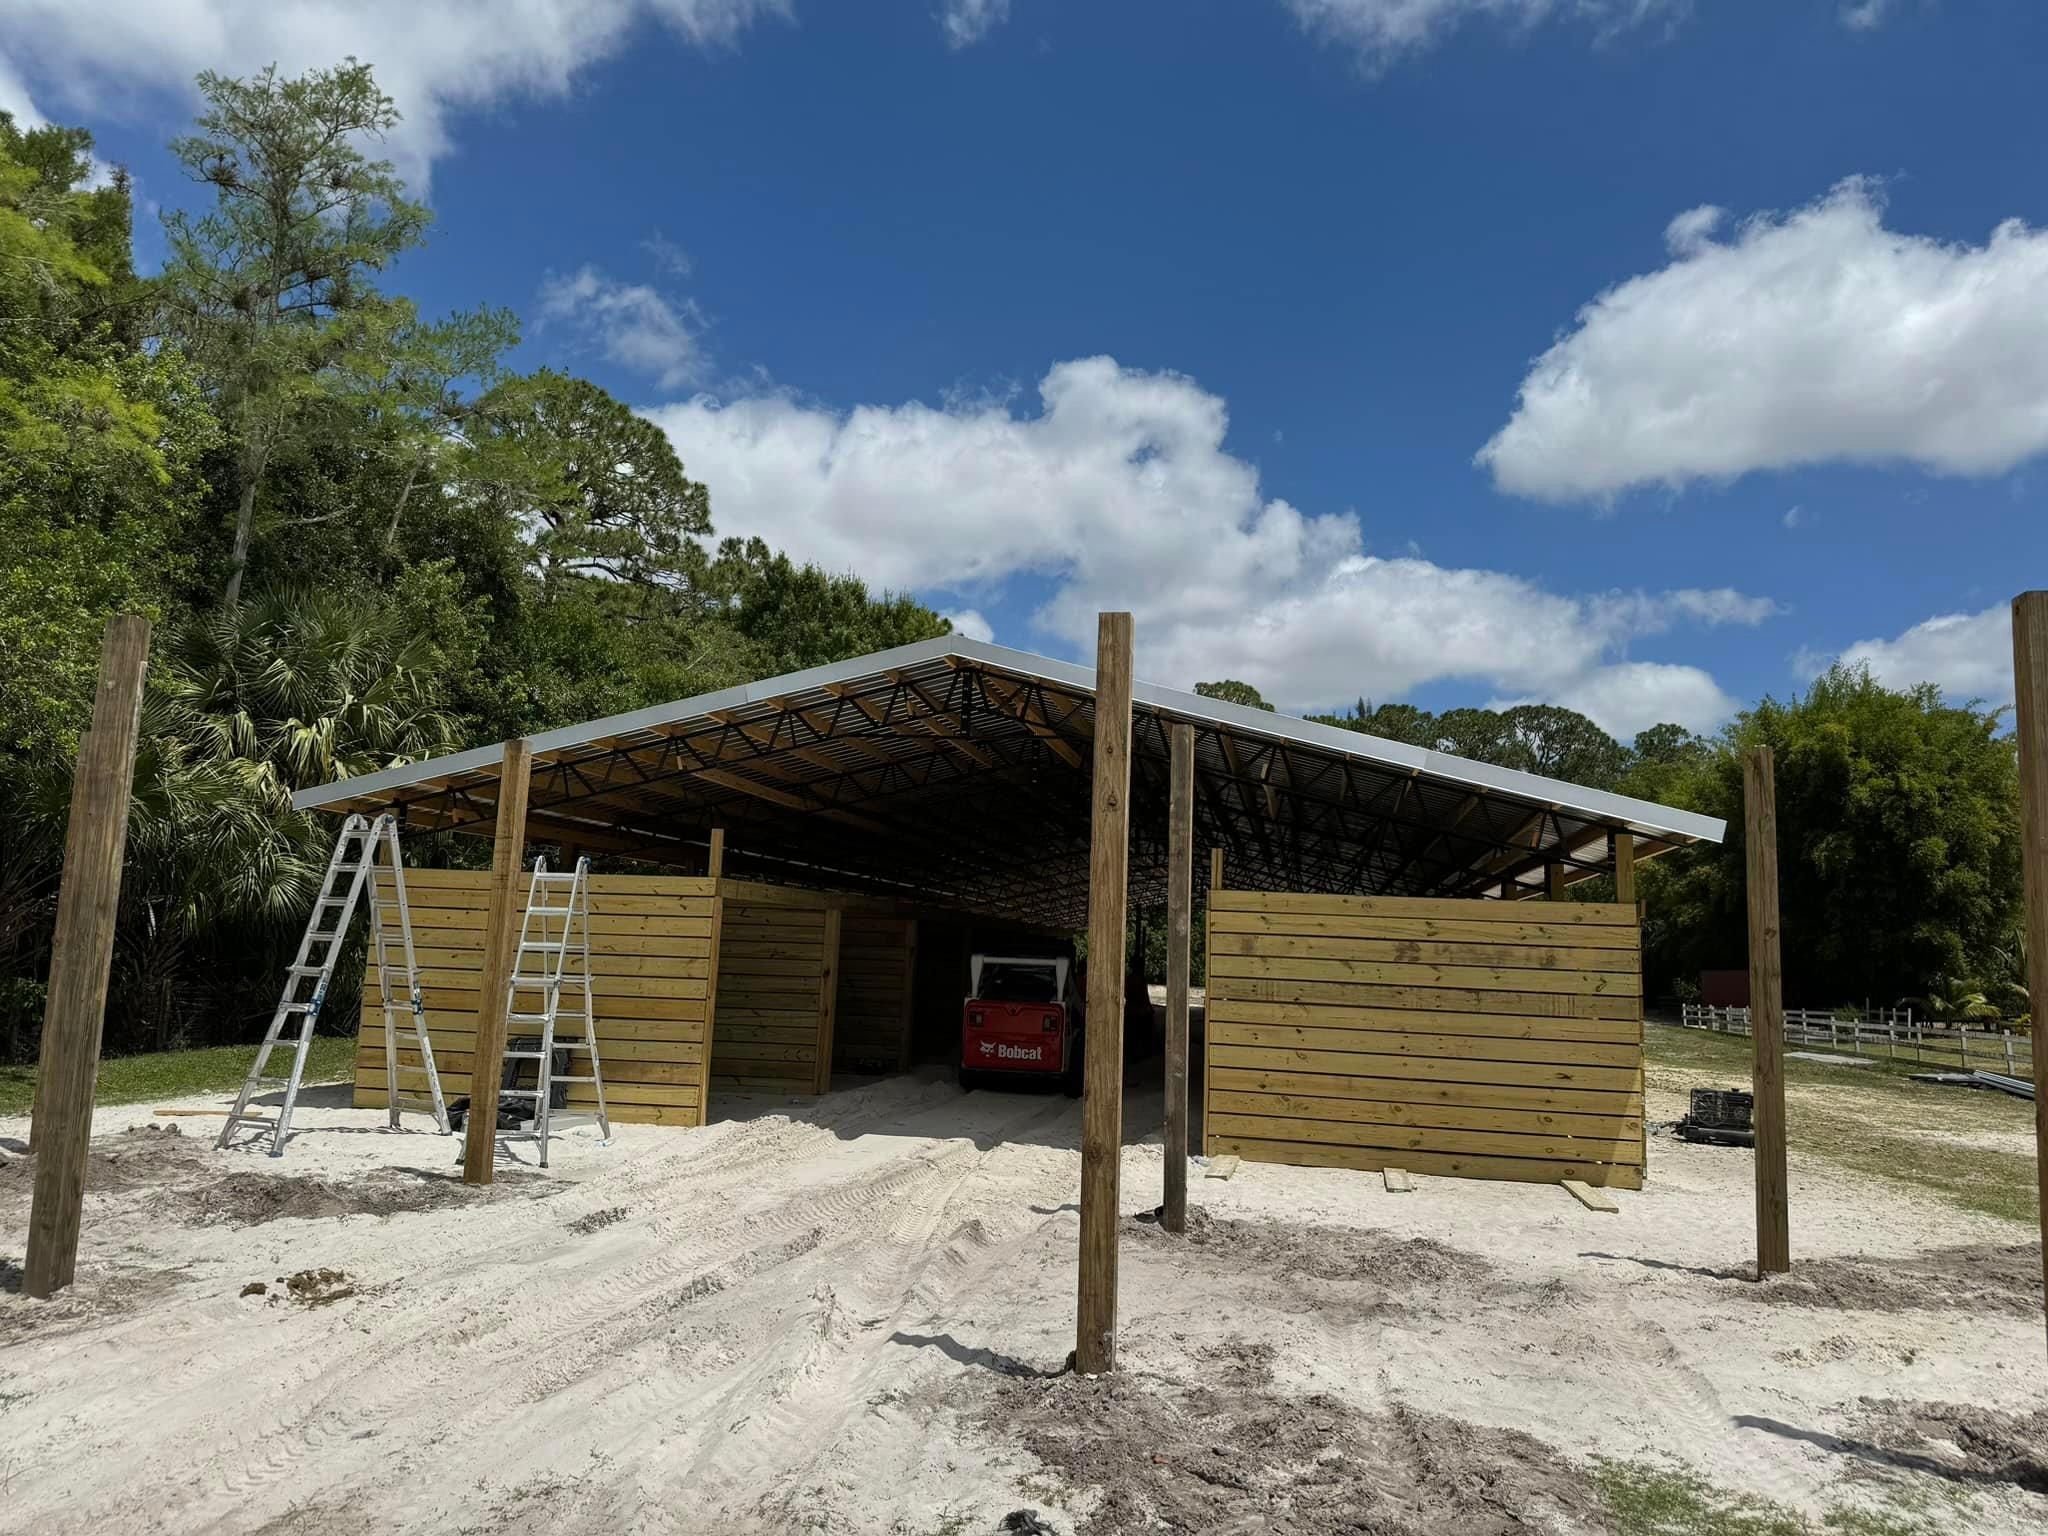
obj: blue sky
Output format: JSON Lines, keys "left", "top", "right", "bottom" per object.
{"left": 6, "top": 0, "right": 2046, "bottom": 740}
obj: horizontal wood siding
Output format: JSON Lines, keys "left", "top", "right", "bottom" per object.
{"left": 710, "top": 889, "right": 833, "bottom": 1094}
{"left": 354, "top": 869, "right": 718, "bottom": 1128}
{"left": 832, "top": 916, "right": 917, "bottom": 1073}
{"left": 1205, "top": 889, "right": 1645, "bottom": 1188}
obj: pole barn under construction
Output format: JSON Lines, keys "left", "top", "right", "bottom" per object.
{"left": 294, "top": 634, "right": 1724, "bottom": 1188}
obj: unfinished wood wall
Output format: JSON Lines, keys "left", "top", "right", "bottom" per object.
{"left": 355, "top": 869, "right": 717, "bottom": 1127}
{"left": 708, "top": 882, "right": 839, "bottom": 1095}
{"left": 1204, "top": 889, "right": 1645, "bottom": 1188}
{"left": 832, "top": 916, "right": 918, "bottom": 1073}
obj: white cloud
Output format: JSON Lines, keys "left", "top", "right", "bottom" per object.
{"left": 1839, "top": 1, "right": 1897, "bottom": 30}
{"left": 1480, "top": 179, "right": 2048, "bottom": 503}
{"left": 1282, "top": 0, "right": 1687, "bottom": 67}
{"left": 537, "top": 266, "right": 705, "bottom": 389}
{"left": 942, "top": 609, "right": 996, "bottom": 643}
{"left": 1663, "top": 203, "right": 1723, "bottom": 255}
{"left": 651, "top": 355, "right": 1758, "bottom": 737}
{"left": 1782, "top": 505, "right": 1805, "bottom": 529}
{"left": 1491, "top": 663, "right": 1737, "bottom": 741}
{"left": 0, "top": 0, "right": 789, "bottom": 183}
{"left": 1806, "top": 604, "right": 2014, "bottom": 702}
{"left": 0, "top": 53, "right": 47, "bottom": 128}
{"left": 939, "top": 0, "right": 1013, "bottom": 49}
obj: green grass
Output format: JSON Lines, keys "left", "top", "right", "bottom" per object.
{"left": 1593, "top": 1459, "right": 1970, "bottom": 1536}
{"left": 0, "top": 1035, "right": 358, "bottom": 1118}
{"left": 1646, "top": 1023, "right": 2039, "bottom": 1226}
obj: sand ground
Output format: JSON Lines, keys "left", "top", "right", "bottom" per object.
{"left": 1, "top": 1065, "right": 2043, "bottom": 1535}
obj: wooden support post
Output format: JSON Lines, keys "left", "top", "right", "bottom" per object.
{"left": 1205, "top": 845, "right": 1222, "bottom": 1159}
{"left": 1077, "top": 612, "right": 1133, "bottom": 1374}
{"left": 1615, "top": 830, "right": 1645, "bottom": 1174}
{"left": 462, "top": 738, "right": 533, "bottom": 1186}
{"left": 707, "top": 825, "right": 726, "bottom": 879}
{"left": 895, "top": 920, "right": 920, "bottom": 1072}
{"left": 815, "top": 905, "right": 843, "bottom": 1094}
{"left": 24, "top": 616, "right": 151, "bottom": 1298}
{"left": 1163, "top": 722, "right": 1195, "bottom": 1234}
{"left": 1744, "top": 745, "right": 1790, "bottom": 1276}
{"left": 2010, "top": 591, "right": 2048, "bottom": 1353}
{"left": 1546, "top": 863, "right": 1567, "bottom": 901}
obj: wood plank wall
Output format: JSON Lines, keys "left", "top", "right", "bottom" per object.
{"left": 708, "top": 882, "right": 838, "bottom": 1094}
{"left": 355, "top": 869, "right": 717, "bottom": 1127}
{"left": 1203, "top": 889, "right": 1646, "bottom": 1188}
{"left": 832, "top": 916, "right": 918, "bottom": 1073}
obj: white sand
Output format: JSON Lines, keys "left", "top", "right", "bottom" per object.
{"left": 1, "top": 1070, "right": 2042, "bottom": 1535}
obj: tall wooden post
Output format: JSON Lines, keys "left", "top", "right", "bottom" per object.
{"left": 698, "top": 826, "right": 728, "bottom": 1128}
{"left": 1077, "top": 612, "right": 1134, "bottom": 1374}
{"left": 25, "top": 615, "right": 151, "bottom": 1298}
{"left": 1163, "top": 722, "right": 1195, "bottom": 1234}
{"left": 1613, "top": 832, "right": 1636, "bottom": 906}
{"left": 814, "top": 905, "right": 843, "bottom": 1094}
{"left": 2010, "top": 591, "right": 2048, "bottom": 1352}
{"left": 1744, "top": 747, "right": 1790, "bottom": 1275}
{"left": 462, "top": 738, "right": 533, "bottom": 1186}
{"left": 1206, "top": 847, "right": 1223, "bottom": 1156}
{"left": 1546, "top": 863, "right": 1567, "bottom": 901}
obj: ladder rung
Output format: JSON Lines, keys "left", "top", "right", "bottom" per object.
{"left": 287, "top": 965, "right": 330, "bottom": 978}
{"left": 552, "top": 1074, "right": 598, "bottom": 1084}
{"left": 527, "top": 905, "right": 573, "bottom": 916}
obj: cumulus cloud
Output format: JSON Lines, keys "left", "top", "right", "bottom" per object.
{"left": 939, "top": 0, "right": 1013, "bottom": 49}
{"left": 651, "top": 356, "right": 1763, "bottom": 737}
{"left": 1282, "top": 0, "right": 1687, "bottom": 67}
{"left": 1804, "top": 604, "right": 2014, "bottom": 703}
{"left": 1479, "top": 179, "right": 2048, "bottom": 503}
{"left": 942, "top": 609, "right": 996, "bottom": 643}
{"left": 537, "top": 266, "right": 705, "bottom": 388}
{"left": 1491, "top": 663, "right": 1737, "bottom": 741}
{"left": 0, "top": 0, "right": 789, "bottom": 182}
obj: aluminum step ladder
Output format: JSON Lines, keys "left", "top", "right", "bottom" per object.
{"left": 219, "top": 813, "right": 451, "bottom": 1156}
{"left": 493, "top": 856, "right": 609, "bottom": 1167}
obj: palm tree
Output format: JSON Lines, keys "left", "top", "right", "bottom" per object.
{"left": 156, "top": 587, "right": 459, "bottom": 794}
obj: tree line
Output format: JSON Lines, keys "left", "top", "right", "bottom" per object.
{"left": 1198, "top": 675, "right": 2027, "bottom": 1022}
{"left": 0, "top": 62, "right": 947, "bottom": 1062}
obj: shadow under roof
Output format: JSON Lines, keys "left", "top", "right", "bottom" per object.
{"left": 293, "top": 637, "right": 1725, "bottom": 927}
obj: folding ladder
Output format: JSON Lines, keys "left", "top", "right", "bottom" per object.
{"left": 494, "top": 856, "right": 609, "bottom": 1167}
{"left": 219, "top": 813, "right": 451, "bottom": 1156}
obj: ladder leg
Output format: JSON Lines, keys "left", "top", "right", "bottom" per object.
{"left": 270, "top": 1011, "right": 319, "bottom": 1155}
{"left": 371, "top": 855, "right": 401, "bottom": 1132}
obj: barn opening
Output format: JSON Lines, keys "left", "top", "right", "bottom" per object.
{"left": 295, "top": 635, "right": 1725, "bottom": 1184}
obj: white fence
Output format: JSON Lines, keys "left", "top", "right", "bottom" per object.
{"left": 1679, "top": 1003, "right": 2032, "bottom": 1076}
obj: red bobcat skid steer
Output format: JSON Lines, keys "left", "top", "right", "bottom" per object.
{"left": 959, "top": 953, "right": 1083, "bottom": 1096}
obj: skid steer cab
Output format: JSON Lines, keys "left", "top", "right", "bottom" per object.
{"left": 959, "top": 952, "right": 1083, "bottom": 1096}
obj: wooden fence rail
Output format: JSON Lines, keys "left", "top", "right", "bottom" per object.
{"left": 1679, "top": 1003, "right": 2035, "bottom": 1077}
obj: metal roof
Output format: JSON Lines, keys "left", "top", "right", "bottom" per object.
{"left": 293, "top": 636, "right": 1724, "bottom": 926}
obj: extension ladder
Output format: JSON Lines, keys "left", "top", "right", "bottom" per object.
{"left": 492, "top": 856, "right": 609, "bottom": 1167}
{"left": 219, "top": 813, "right": 451, "bottom": 1156}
